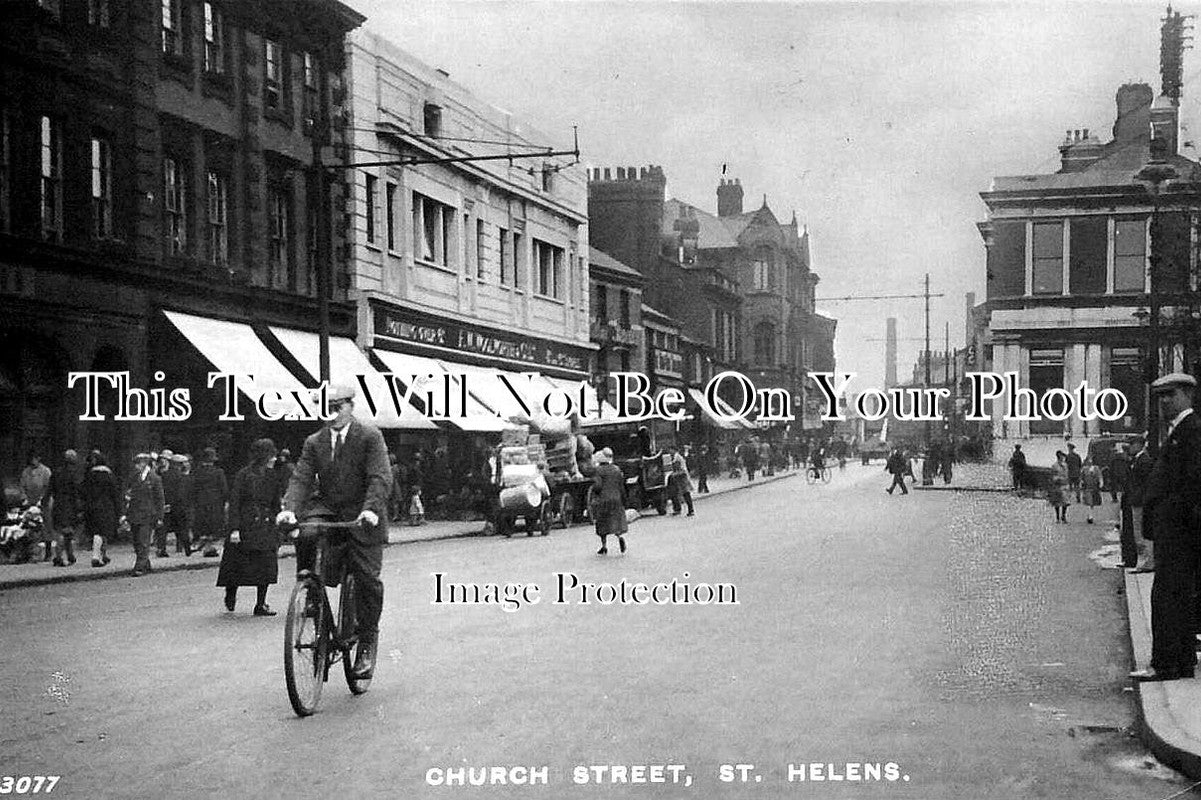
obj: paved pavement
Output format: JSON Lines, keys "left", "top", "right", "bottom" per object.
{"left": 0, "top": 469, "right": 798, "bottom": 591}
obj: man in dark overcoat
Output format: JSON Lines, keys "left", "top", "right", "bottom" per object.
{"left": 1131, "top": 373, "right": 1201, "bottom": 682}
{"left": 277, "top": 384, "right": 392, "bottom": 680}
{"left": 191, "top": 448, "right": 228, "bottom": 558}
{"left": 46, "top": 449, "right": 82, "bottom": 566}
{"left": 123, "top": 453, "right": 164, "bottom": 576}
{"left": 157, "top": 450, "right": 189, "bottom": 557}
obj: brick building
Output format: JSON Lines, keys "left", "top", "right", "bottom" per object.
{"left": 0, "top": 0, "right": 364, "bottom": 484}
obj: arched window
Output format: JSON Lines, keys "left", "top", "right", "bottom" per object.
{"left": 753, "top": 321, "right": 775, "bottom": 365}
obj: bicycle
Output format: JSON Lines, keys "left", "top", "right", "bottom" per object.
{"left": 805, "top": 464, "right": 831, "bottom": 484}
{"left": 281, "top": 518, "right": 372, "bottom": 717}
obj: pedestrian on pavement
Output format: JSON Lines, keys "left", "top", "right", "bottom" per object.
{"left": 123, "top": 453, "right": 164, "bottom": 577}
{"left": 666, "top": 445, "right": 695, "bottom": 517}
{"left": 217, "top": 438, "right": 283, "bottom": 616}
{"left": 693, "top": 444, "right": 711, "bottom": 494}
{"left": 760, "top": 440, "right": 774, "bottom": 477}
{"left": 1081, "top": 457, "right": 1103, "bottom": 524}
{"left": 20, "top": 452, "right": 53, "bottom": 561}
{"left": 191, "top": 448, "right": 228, "bottom": 558}
{"left": 591, "top": 447, "right": 627, "bottom": 555}
{"left": 81, "top": 450, "right": 118, "bottom": 567}
{"left": 1049, "top": 450, "right": 1071, "bottom": 523}
{"left": 277, "top": 383, "right": 392, "bottom": 681}
{"left": 1008, "top": 445, "right": 1027, "bottom": 491}
{"left": 1065, "top": 442, "right": 1083, "bottom": 503}
{"left": 157, "top": 449, "right": 189, "bottom": 557}
{"left": 1131, "top": 373, "right": 1201, "bottom": 683}
{"left": 45, "top": 449, "right": 82, "bottom": 566}
{"left": 1125, "top": 436, "right": 1155, "bottom": 572}
{"left": 740, "top": 438, "right": 759, "bottom": 481}
{"left": 1108, "top": 444, "right": 1131, "bottom": 503}
{"left": 885, "top": 448, "right": 909, "bottom": 495}
{"left": 940, "top": 441, "right": 954, "bottom": 484}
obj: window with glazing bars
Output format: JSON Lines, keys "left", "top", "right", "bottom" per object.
{"left": 41, "top": 116, "right": 62, "bottom": 241}
{"left": 206, "top": 171, "right": 228, "bottom": 265}
{"left": 91, "top": 136, "right": 113, "bottom": 238}
{"left": 163, "top": 156, "right": 187, "bottom": 254}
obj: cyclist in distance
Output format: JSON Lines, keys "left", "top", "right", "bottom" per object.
{"left": 276, "top": 383, "right": 392, "bottom": 680}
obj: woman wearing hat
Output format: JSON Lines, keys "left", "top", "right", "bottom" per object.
{"left": 216, "top": 439, "right": 283, "bottom": 615}
{"left": 591, "top": 448, "right": 627, "bottom": 555}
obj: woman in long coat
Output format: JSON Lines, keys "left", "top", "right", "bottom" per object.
{"left": 1049, "top": 450, "right": 1071, "bottom": 523}
{"left": 81, "top": 450, "right": 120, "bottom": 567}
{"left": 191, "top": 448, "right": 228, "bottom": 557}
{"left": 216, "top": 439, "right": 283, "bottom": 615}
{"left": 591, "top": 448, "right": 627, "bottom": 555}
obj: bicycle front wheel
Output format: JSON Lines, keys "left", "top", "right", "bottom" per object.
{"left": 341, "top": 573, "right": 372, "bottom": 695}
{"left": 284, "top": 578, "right": 327, "bottom": 716}
{"left": 822, "top": 467, "right": 832, "bottom": 484}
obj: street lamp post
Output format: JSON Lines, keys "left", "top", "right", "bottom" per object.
{"left": 1135, "top": 150, "right": 1179, "bottom": 452}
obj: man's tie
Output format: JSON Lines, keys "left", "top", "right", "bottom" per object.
{"left": 333, "top": 431, "right": 342, "bottom": 463}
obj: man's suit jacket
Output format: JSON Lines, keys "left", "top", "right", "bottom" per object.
{"left": 125, "top": 470, "right": 164, "bottom": 526}
{"left": 283, "top": 419, "right": 392, "bottom": 543}
{"left": 1145, "top": 412, "right": 1201, "bottom": 544}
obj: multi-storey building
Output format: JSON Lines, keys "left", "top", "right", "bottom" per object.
{"left": 588, "top": 165, "right": 835, "bottom": 434}
{"left": 975, "top": 79, "right": 1200, "bottom": 442}
{"left": 342, "top": 30, "right": 594, "bottom": 450}
{"left": 0, "top": 0, "right": 363, "bottom": 483}
{"left": 589, "top": 249, "right": 643, "bottom": 387}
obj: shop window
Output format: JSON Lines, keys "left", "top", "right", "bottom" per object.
{"left": 1028, "top": 348, "right": 1064, "bottom": 435}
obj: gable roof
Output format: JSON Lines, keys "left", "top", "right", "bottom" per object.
{"left": 662, "top": 198, "right": 740, "bottom": 249}
{"left": 588, "top": 248, "right": 643, "bottom": 281}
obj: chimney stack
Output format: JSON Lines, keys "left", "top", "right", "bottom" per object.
{"left": 716, "top": 177, "right": 744, "bottom": 217}
{"left": 885, "top": 318, "right": 898, "bottom": 388}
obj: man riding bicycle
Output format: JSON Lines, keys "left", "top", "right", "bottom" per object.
{"left": 810, "top": 448, "right": 826, "bottom": 474}
{"left": 276, "top": 384, "right": 392, "bottom": 681}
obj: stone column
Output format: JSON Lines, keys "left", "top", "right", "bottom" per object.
{"left": 1067, "top": 343, "right": 1087, "bottom": 438}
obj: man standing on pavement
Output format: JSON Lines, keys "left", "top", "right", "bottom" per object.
{"left": 1131, "top": 373, "right": 1201, "bottom": 682}
{"left": 277, "top": 384, "right": 391, "bottom": 681}
{"left": 156, "top": 450, "right": 188, "bottom": 557}
{"left": 123, "top": 453, "right": 164, "bottom": 577}
{"left": 1065, "top": 442, "right": 1083, "bottom": 503}
{"left": 1008, "top": 444, "right": 1027, "bottom": 491}
{"left": 1123, "top": 436, "right": 1154, "bottom": 573}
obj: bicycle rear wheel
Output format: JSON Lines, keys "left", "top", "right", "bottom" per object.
{"left": 341, "top": 573, "right": 372, "bottom": 695}
{"left": 805, "top": 468, "right": 817, "bottom": 485}
{"left": 284, "top": 578, "right": 327, "bottom": 716}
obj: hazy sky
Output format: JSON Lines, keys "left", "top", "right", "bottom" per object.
{"left": 351, "top": 0, "right": 1197, "bottom": 386}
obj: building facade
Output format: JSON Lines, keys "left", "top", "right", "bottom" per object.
{"left": 343, "top": 30, "right": 594, "bottom": 445}
{"left": 0, "top": 0, "right": 363, "bottom": 484}
{"left": 975, "top": 80, "right": 1201, "bottom": 441}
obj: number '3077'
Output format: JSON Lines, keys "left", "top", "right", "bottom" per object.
{"left": 0, "top": 777, "right": 59, "bottom": 794}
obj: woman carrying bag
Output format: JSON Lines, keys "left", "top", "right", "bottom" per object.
{"left": 216, "top": 439, "right": 283, "bottom": 615}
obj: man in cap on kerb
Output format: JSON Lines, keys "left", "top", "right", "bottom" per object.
{"left": 277, "top": 382, "right": 392, "bottom": 680}
{"left": 1131, "top": 372, "right": 1201, "bottom": 682}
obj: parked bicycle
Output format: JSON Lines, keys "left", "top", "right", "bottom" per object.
{"left": 281, "top": 518, "right": 372, "bottom": 717}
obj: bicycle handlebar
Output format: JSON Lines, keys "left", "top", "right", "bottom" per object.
{"left": 279, "top": 519, "right": 369, "bottom": 537}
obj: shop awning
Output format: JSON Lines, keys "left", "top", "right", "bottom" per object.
{"left": 372, "top": 349, "right": 511, "bottom": 432}
{"left": 436, "top": 360, "right": 549, "bottom": 424}
{"left": 268, "top": 328, "right": 436, "bottom": 430}
{"left": 688, "top": 388, "right": 742, "bottom": 430}
{"left": 164, "top": 311, "right": 304, "bottom": 419}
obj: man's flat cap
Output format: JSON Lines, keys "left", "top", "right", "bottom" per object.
{"left": 328, "top": 383, "right": 357, "bottom": 403}
{"left": 1151, "top": 372, "right": 1197, "bottom": 393}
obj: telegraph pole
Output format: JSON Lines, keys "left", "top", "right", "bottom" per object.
{"left": 923, "top": 273, "right": 932, "bottom": 450}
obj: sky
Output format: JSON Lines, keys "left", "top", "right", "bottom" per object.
{"left": 350, "top": 0, "right": 1199, "bottom": 387}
